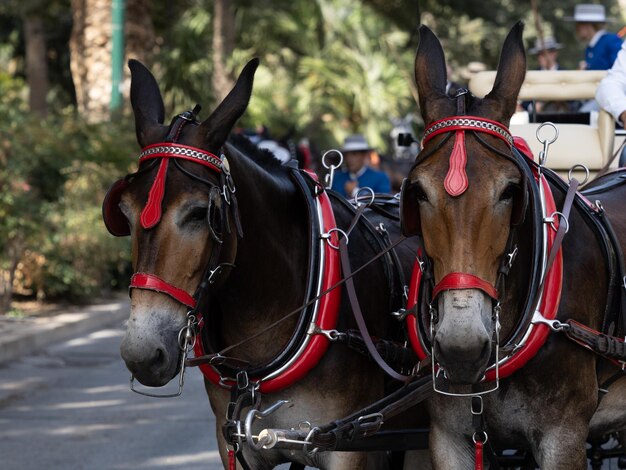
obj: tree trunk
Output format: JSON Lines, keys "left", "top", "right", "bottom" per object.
{"left": 125, "top": 0, "right": 155, "bottom": 67}
{"left": 212, "top": 0, "right": 236, "bottom": 103}
{"left": 69, "top": 0, "right": 113, "bottom": 123}
{"left": 23, "top": 14, "right": 49, "bottom": 118}
{"left": 0, "top": 244, "right": 22, "bottom": 315}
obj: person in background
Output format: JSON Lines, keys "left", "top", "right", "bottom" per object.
{"left": 331, "top": 134, "right": 391, "bottom": 198}
{"left": 596, "top": 40, "right": 626, "bottom": 165}
{"left": 523, "top": 37, "right": 580, "bottom": 114}
{"left": 530, "top": 36, "right": 563, "bottom": 71}
{"left": 566, "top": 3, "right": 622, "bottom": 71}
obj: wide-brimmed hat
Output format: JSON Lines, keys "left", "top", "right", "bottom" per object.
{"left": 529, "top": 37, "right": 564, "bottom": 54}
{"left": 341, "top": 134, "right": 373, "bottom": 153}
{"left": 564, "top": 4, "right": 615, "bottom": 23}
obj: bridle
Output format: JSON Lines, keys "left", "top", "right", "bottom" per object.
{"left": 400, "top": 97, "right": 563, "bottom": 396}
{"left": 102, "top": 106, "right": 241, "bottom": 397}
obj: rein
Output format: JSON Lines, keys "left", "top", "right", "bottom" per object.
{"left": 188, "top": 230, "right": 408, "bottom": 367}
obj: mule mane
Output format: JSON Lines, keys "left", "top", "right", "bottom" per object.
{"left": 228, "top": 133, "right": 290, "bottom": 176}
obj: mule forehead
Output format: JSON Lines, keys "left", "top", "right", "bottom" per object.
{"left": 410, "top": 134, "right": 521, "bottom": 280}
{"left": 120, "top": 167, "right": 216, "bottom": 281}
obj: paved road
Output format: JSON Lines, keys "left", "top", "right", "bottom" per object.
{"left": 0, "top": 321, "right": 224, "bottom": 470}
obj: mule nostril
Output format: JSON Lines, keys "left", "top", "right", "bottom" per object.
{"left": 152, "top": 347, "right": 167, "bottom": 370}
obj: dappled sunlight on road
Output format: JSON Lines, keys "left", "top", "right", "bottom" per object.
{"left": 0, "top": 325, "right": 221, "bottom": 469}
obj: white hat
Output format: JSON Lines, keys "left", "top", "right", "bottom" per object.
{"left": 340, "top": 134, "right": 373, "bottom": 153}
{"left": 565, "top": 4, "right": 615, "bottom": 23}
{"left": 257, "top": 140, "right": 291, "bottom": 163}
{"left": 529, "top": 37, "right": 564, "bottom": 54}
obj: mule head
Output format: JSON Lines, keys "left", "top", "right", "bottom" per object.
{"left": 114, "top": 58, "right": 258, "bottom": 387}
{"left": 406, "top": 23, "right": 526, "bottom": 384}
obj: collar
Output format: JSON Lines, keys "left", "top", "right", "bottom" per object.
{"left": 589, "top": 29, "right": 607, "bottom": 48}
{"left": 350, "top": 166, "right": 368, "bottom": 179}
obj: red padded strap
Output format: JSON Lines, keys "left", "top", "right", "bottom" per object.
{"left": 130, "top": 272, "right": 196, "bottom": 308}
{"left": 432, "top": 272, "right": 498, "bottom": 300}
{"left": 140, "top": 158, "right": 169, "bottom": 229}
{"left": 444, "top": 131, "right": 469, "bottom": 196}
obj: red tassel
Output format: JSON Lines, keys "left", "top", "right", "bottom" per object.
{"left": 141, "top": 158, "right": 170, "bottom": 229}
{"left": 228, "top": 449, "right": 236, "bottom": 470}
{"left": 474, "top": 440, "right": 483, "bottom": 470}
{"left": 444, "top": 130, "right": 469, "bottom": 196}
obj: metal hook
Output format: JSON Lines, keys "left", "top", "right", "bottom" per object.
{"left": 322, "top": 150, "right": 344, "bottom": 189}
{"left": 244, "top": 400, "right": 290, "bottom": 451}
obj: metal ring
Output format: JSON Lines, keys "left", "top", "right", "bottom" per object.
{"left": 536, "top": 122, "right": 559, "bottom": 145}
{"left": 354, "top": 187, "right": 375, "bottom": 207}
{"left": 321, "top": 149, "right": 344, "bottom": 169}
{"left": 472, "top": 431, "right": 488, "bottom": 444}
{"left": 547, "top": 211, "right": 569, "bottom": 234}
{"left": 323, "top": 228, "right": 348, "bottom": 250}
{"left": 568, "top": 164, "right": 589, "bottom": 185}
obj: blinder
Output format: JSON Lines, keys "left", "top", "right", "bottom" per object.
{"left": 400, "top": 178, "right": 422, "bottom": 237}
{"left": 103, "top": 178, "right": 131, "bottom": 237}
{"left": 511, "top": 179, "right": 529, "bottom": 226}
{"left": 207, "top": 185, "right": 224, "bottom": 244}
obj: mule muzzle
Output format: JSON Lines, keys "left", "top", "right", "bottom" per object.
{"left": 120, "top": 323, "right": 183, "bottom": 387}
{"left": 432, "top": 289, "right": 493, "bottom": 385}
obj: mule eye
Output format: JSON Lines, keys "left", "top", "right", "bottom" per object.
{"left": 414, "top": 185, "right": 429, "bottom": 202}
{"left": 499, "top": 183, "right": 520, "bottom": 202}
{"left": 184, "top": 206, "right": 208, "bottom": 224}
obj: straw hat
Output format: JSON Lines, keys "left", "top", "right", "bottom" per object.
{"left": 529, "top": 37, "right": 564, "bottom": 54}
{"left": 564, "top": 4, "right": 615, "bottom": 23}
{"left": 340, "top": 134, "right": 373, "bottom": 153}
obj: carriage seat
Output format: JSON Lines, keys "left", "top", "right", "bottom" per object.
{"left": 469, "top": 70, "right": 614, "bottom": 179}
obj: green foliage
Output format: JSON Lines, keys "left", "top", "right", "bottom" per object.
{"left": 0, "top": 71, "right": 133, "bottom": 302}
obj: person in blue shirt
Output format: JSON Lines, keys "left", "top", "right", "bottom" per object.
{"left": 330, "top": 134, "right": 391, "bottom": 198}
{"left": 566, "top": 4, "right": 622, "bottom": 71}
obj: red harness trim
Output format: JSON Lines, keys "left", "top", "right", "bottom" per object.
{"left": 138, "top": 143, "right": 223, "bottom": 230}
{"left": 195, "top": 170, "right": 342, "bottom": 394}
{"left": 423, "top": 117, "right": 514, "bottom": 198}
{"left": 432, "top": 272, "right": 498, "bottom": 300}
{"left": 130, "top": 273, "right": 197, "bottom": 309}
{"left": 140, "top": 158, "right": 170, "bottom": 229}
{"left": 405, "top": 154, "right": 563, "bottom": 380}
{"left": 483, "top": 171, "right": 562, "bottom": 381}
{"left": 443, "top": 131, "right": 469, "bottom": 196}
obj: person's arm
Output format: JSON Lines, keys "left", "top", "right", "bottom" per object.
{"left": 596, "top": 41, "right": 626, "bottom": 125}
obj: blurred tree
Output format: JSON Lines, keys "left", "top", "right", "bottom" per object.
{"left": 23, "top": 8, "right": 48, "bottom": 117}
{"left": 69, "top": 0, "right": 113, "bottom": 122}
{"left": 212, "top": 0, "right": 235, "bottom": 102}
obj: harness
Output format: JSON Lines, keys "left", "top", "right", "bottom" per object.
{"left": 103, "top": 107, "right": 423, "bottom": 467}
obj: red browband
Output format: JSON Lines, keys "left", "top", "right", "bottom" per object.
{"left": 432, "top": 272, "right": 498, "bottom": 300}
{"left": 137, "top": 143, "right": 223, "bottom": 230}
{"left": 130, "top": 273, "right": 196, "bottom": 309}
{"left": 422, "top": 116, "right": 514, "bottom": 197}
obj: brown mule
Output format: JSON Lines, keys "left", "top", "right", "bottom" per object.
{"left": 403, "top": 22, "right": 626, "bottom": 469}
{"left": 108, "top": 58, "right": 425, "bottom": 469}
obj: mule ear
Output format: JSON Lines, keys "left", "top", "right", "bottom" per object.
{"left": 482, "top": 22, "right": 526, "bottom": 126}
{"left": 129, "top": 59, "right": 166, "bottom": 148}
{"left": 414, "top": 25, "right": 453, "bottom": 125}
{"left": 199, "top": 58, "right": 260, "bottom": 150}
